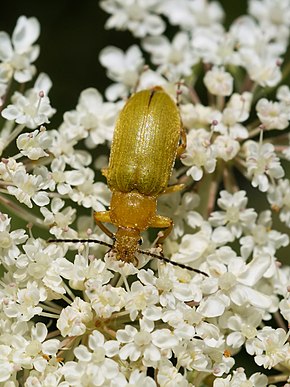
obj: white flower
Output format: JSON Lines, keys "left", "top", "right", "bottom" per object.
{"left": 7, "top": 170, "right": 49, "bottom": 208}
{"left": 56, "top": 253, "right": 113, "bottom": 291}
{"left": 158, "top": 0, "right": 224, "bottom": 30}
{"left": 204, "top": 67, "right": 233, "bottom": 96}
{"left": 0, "top": 16, "right": 40, "bottom": 83}
{"left": 249, "top": 0, "right": 290, "bottom": 44}
{"left": 100, "top": 0, "right": 165, "bottom": 38}
{"left": 142, "top": 32, "right": 198, "bottom": 80}
{"left": 246, "top": 327, "right": 290, "bottom": 369}
{"left": 61, "top": 330, "right": 120, "bottom": 386}
{"left": 57, "top": 297, "right": 93, "bottom": 337}
{"left": 256, "top": 98, "right": 289, "bottom": 130}
{"left": 214, "top": 367, "right": 268, "bottom": 387}
{"left": 182, "top": 128, "right": 216, "bottom": 181}
{"left": 180, "top": 103, "right": 221, "bottom": 129}
{"left": 117, "top": 319, "right": 179, "bottom": 366}
{"left": 209, "top": 191, "right": 257, "bottom": 238}
{"left": 240, "top": 210, "right": 289, "bottom": 261}
{"left": 16, "top": 127, "right": 52, "bottom": 160}
{"left": 0, "top": 213, "right": 27, "bottom": 267}
{"left": 125, "top": 280, "right": 159, "bottom": 321}
{"left": 69, "top": 171, "right": 111, "bottom": 211}
{"left": 219, "top": 308, "right": 262, "bottom": 348}
{"left": 87, "top": 283, "right": 126, "bottom": 318}
{"left": 40, "top": 197, "right": 76, "bottom": 238}
{"left": 244, "top": 140, "right": 285, "bottom": 192}
{"left": 1, "top": 280, "right": 45, "bottom": 321}
{"left": 157, "top": 360, "right": 191, "bottom": 387}
{"left": 1, "top": 73, "right": 55, "bottom": 129}
{"left": 62, "top": 88, "right": 117, "bottom": 145}
{"left": 16, "top": 238, "right": 68, "bottom": 294}
{"left": 99, "top": 45, "right": 144, "bottom": 100}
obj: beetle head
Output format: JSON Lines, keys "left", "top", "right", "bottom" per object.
{"left": 113, "top": 227, "right": 141, "bottom": 264}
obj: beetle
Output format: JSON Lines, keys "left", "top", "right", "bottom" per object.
{"left": 50, "top": 86, "right": 208, "bottom": 276}
{"left": 93, "top": 86, "right": 186, "bottom": 264}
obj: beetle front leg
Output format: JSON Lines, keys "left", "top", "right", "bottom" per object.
{"left": 94, "top": 211, "right": 114, "bottom": 239}
{"left": 149, "top": 215, "right": 173, "bottom": 248}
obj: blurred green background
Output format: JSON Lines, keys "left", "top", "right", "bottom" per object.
{"left": 0, "top": 0, "right": 247, "bottom": 125}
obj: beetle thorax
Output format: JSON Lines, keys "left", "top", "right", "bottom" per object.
{"left": 110, "top": 191, "right": 157, "bottom": 230}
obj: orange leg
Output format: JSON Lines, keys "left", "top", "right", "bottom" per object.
{"left": 94, "top": 211, "right": 114, "bottom": 239}
{"left": 149, "top": 214, "right": 173, "bottom": 247}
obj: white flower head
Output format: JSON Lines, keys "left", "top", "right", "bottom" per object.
{"left": 99, "top": 45, "right": 145, "bottom": 100}
{"left": 256, "top": 98, "right": 289, "bottom": 130}
{"left": 243, "top": 140, "right": 284, "bottom": 192}
{"left": 1, "top": 73, "right": 55, "bottom": 129}
{"left": 209, "top": 190, "right": 257, "bottom": 238}
{"left": 100, "top": 0, "right": 165, "bottom": 38}
{"left": 246, "top": 327, "right": 289, "bottom": 369}
{"left": 16, "top": 127, "right": 52, "bottom": 160}
{"left": 182, "top": 128, "right": 217, "bottom": 181}
{"left": 142, "top": 32, "right": 198, "bottom": 80}
{"left": 0, "top": 16, "right": 40, "bottom": 83}
{"left": 57, "top": 297, "right": 93, "bottom": 337}
{"left": 204, "top": 67, "right": 234, "bottom": 96}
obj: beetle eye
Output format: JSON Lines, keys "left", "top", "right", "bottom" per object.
{"left": 138, "top": 237, "right": 143, "bottom": 246}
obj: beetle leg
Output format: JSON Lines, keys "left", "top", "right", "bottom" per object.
{"left": 162, "top": 184, "right": 185, "bottom": 195}
{"left": 94, "top": 211, "right": 114, "bottom": 239}
{"left": 149, "top": 215, "right": 173, "bottom": 246}
{"left": 176, "top": 124, "right": 187, "bottom": 157}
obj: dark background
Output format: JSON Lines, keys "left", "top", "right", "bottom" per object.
{"left": 0, "top": 1, "right": 247, "bottom": 126}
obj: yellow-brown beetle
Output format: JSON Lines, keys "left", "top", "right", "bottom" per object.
{"left": 94, "top": 86, "right": 186, "bottom": 264}
{"left": 50, "top": 87, "right": 208, "bottom": 275}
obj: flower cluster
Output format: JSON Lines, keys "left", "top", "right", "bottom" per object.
{"left": 0, "top": 2, "right": 290, "bottom": 386}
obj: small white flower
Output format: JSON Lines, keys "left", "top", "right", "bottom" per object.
{"left": 62, "top": 87, "right": 118, "bottom": 145}
{"left": 209, "top": 191, "right": 257, "bottom": 238}
{"left": 1, "top": 73, "right": 55, "bottom": 129}
{"left": 57, "top": 297, "right": 93, "bottom": 337}
{"left": 0, "top": 213, "right": 27, "bottom": 267}
{"left": 158, "top": 0, "right": 224, "bottom": 30}
{"left": 256, "top": 98, "right": 289, "bottom": 130}
{"left": 214, "top": 367, "right": 268, "bottom": 387}
{"left": 142, "top": 32, "right": 198, "bottom": 80}
{"left": 100, "top": 0, "right": 165, "bottom": 38}
{"left": 204, "top": 67, "right": 233, "bottom": 96}
{"left": 240, "top": 210, "right": 289, "bottom": 261}
{"left": 246, "top": 327, "right": 289, "bottom": 369}
{"left": 7, "top": 170, "right": 49, "bottom": 208}
{"left": 87, "top": 283, "right": 126, "bottom": 318}
{"left": 99, "top": 45, "right": 144, "bottom": 100}
{"left": 244, "top": 140, "right": 284, "bottom": 192}
{"left": 61, "top": 330, "right": 120, "bottom": 386}
{"left": 0, "top": 16, "right": 40, "bottom": 83}
{"left": 182, "top": 128, "right": 216, "bottom": 181}
{"left": 16, "top": 127, "right": 52, "bottom": 160}
{"left": 157, "top": 359, "right": 191, "bottom": 386}
{"left": 40, "top": 197, "right": 76, "bottom": 238}
{"left": 125, "top": 281, "right": 159, "bottom": 321}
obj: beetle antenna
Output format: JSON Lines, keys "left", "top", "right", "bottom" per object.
{"left": 48, "top": 239, "right": 208, "bottom": 277}
{"left": 47, "top": 238, "right": 113, "bottom": 249}
{"left": 137, "top": 248, "right": 209, "bottom": 277}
